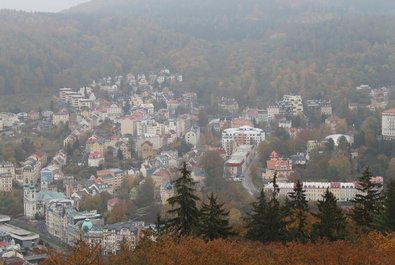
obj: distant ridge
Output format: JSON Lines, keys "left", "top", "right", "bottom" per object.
{"left": 1, "top": 0, "right": 395, "bottom": 109}
{"left": 65, "top": 0, "right": 395, "bottom": 15}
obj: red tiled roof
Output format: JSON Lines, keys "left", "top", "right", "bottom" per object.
{"left": 89, "top": 151, "right": 103, "bottom": 159}
{"left": 86, "top": 136, "right": 98, "bottom": 144}
{"left": 267, "top": 159, "right": 291, "bottom": 171}
{"left": 383, "top": 108, "right": 395, "bottom": 114}
{"left": 270, "top": 150, "right": 279, "bottom": 159}
{"left": 168, "top": 99, "right": 179, "bottom": 104}
{"left": 330, "top": 182, "right": 341, "bottom": 188}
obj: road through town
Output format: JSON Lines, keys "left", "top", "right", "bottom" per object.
{"left": 242, "top": 152, "right": 260, "bottom": 195}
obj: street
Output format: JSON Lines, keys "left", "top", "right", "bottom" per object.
{"left": 242, "top": 151, "right": 260, "bottom": 195}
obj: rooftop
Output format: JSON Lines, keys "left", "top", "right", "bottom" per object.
{"left": 383, "top": 108, "right": 395, "bottom": 114}
{"left": 0, "top": 224, "right": 39, "bottom": 241}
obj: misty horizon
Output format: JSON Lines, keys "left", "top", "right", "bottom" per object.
{"left": 0, "top": 0, "right": 90, "bottom": 12}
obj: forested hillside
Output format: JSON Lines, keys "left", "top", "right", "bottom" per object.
{"left": 1, "top": 0, "right": 395, "bottom": 108}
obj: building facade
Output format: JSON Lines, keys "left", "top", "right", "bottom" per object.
{"left": 283, "top": 95, "right": 303, "bottom": 115}
{"left": 221, "top": 126, "right": 265, "bottom": 156}
{"left": 382, "top": 108, "right": 395, "bottom": 140}
{"left": 0, "top": 162, "right": 15, "bottom": 180}
{"left": 185, "top": 126, "right": 200, "bottom": 148}
{"left": 264, "top": 178, "right": 383, "bottom": 202}
{"left": 0, "top": 173, "right": 12, "bottom": 192}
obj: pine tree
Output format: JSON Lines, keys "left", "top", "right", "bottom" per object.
{"left": 351, "top": 167, "right": 383, "bottom": 230}
{"left": 373, "top": 179, "right": 395, "bottom": 232}
{"left": 123, "top": 100, "right": 131, "bottom": 114}
{"left": 66, "top": 143, "right": 73, "bottom": 156}
{"left": 245, "top": 173, "right": 285, "bottom": 242}
{"left": 166, "top": 162, "right": 200, "bottom": 235}
{"left": 117, "top": 148, "right": 124, "bottom": 161}
{"left": 286, "top": 180, "right": 309, "bottom": 242}
{"left": 245, "top": 189, "right": 269, "bottom": 242}
{"left": 288, "top": 180, "right": 308, "bottom": 210}
{"left": 198, "top": 193, "right": 234, "bottom": 240}
{"left": 155, "top": 215, "right": 165, "bottom": 236}
{"left": 314, "top": 188, "right": 346, "bottom": 241}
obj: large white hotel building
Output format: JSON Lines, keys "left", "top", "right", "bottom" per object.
{"left": 222, "top": 126, "right": 265, "bottom": 156}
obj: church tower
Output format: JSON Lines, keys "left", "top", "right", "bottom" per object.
{"left": 24, "top": 182, "right": 37, "bottom": 218}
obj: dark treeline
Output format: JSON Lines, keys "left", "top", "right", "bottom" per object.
{"left": 158, "top": 163, "right": 392, "bottom": 242}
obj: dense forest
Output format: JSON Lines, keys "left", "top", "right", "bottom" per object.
{"left": 2, "top": 0, "right": 395, "bottom": 109}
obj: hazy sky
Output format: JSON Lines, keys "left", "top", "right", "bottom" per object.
{"left": 0, "top": 0, "right": 90, "bottom": 12}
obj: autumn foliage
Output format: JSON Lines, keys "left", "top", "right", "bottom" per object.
{"left": 40, "top": 240, "right": 104, "bottom": 265}
{"left": 128, "top": 233, "right": 395, "bottom": 265}
{"left": 42, "top": 232, "right": 395, "bottom": 265}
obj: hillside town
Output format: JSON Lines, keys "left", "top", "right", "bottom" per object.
{"left": 0, "top": 68, "right": 394, "bottom": 263}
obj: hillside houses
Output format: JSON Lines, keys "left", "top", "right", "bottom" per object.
{"left": 263, "top": 151, "right": 293, "bottom": 181}
{"left": 17, "top": 151, "right": 47, "bottom": 184}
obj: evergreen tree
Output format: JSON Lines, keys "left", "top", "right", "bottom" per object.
{"left": 73, "top": 138, "right": 80, "bottom": 150}
{"left": 351, "top": 167, "right": 384, "bottom": 230}
{"left": 66, "top": 143, "right": 73, "bottom": 156}
{"left": 373, "top": 179, "right": 395, "bottom": 232}
{"left": 286, "top": 180, "right": 309, "bottom": 242}
{"left": 288, "top": 180, "right": 308, "bottom": 210}
{"left": 245, "top": 189, "right": 269, "bottom": 242}
{"left": 245, "top": 173, "right": 285, "bottom": 242}
{"left": 155, "top": 215, "right": 165, "bottom": 236}
{"left": 123, "top": 100, "right": 131, "bottom": 114}
{"left": 198, "top": 193, "right": 234, "bottom": 240}
{"left": 117, "top": 148, "right": 124, "bottom": 161}
{"left": 166, "top": 162, "right": 200, "bottom": 235}
{"left": 314, "top": 188, "right": 346, "bottom": 241}
{"left": 49, "top": 100, "right": 54, "bottom": 111}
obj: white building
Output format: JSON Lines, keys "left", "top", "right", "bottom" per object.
{"left": 23, "top": 183, "right": 37, "bottom": 218}
{"left": 137, "top": 120, "right": 165, "bottom": 137}
{"left": 224, "top": 145, "right": 254, "bottom": 179}
{"left": 107, "top": 104, "right": 122, "bottom": 117}
{"left": 46, "top": 200, "right": 74, "bottom": 241}
{"left": 185, "top": 126, "right": 200, "bottom": 148}
{"left": 264, "top": 178, "right": 383, "bottom": 202}
{"left": 88, "top": 152, "right": 104, "bottom": 167}
{"left": 52, "top": 110, "right": 70, "bottom": 125}
{"left": 283, "top": 95, "right": 303, "bottom": 115}
{"left": 382, "top": 108, "right": 395, "bottom": 140}
{"left": 23, "top": 183, "right": 67, "bottom": 219}
{"left": 267, "top": 104, "right": 280, "bottom": 121}
{"left": 0, "top": 173, "right": 12, "bottom": 192}
{"left": 78, "top": 99, "right": 94, "bottom": 110}
{"left": 121, "top": 117, "right": 136, "bottom": 136}
{"left": 222, "top": 126, "right": 265, "bottom": 156}
{"left": 0, "top": 161, "right": 15, "bottom": 180}
{"left": 160, "top": 182, "right": 174, "bottom": 205}
{"left": 136, "top": 134, "right": 163, "bottom": 151}
{"left": 264, "top": 182, "right": 295, "bottom": 198}
{"left": 59, "top": 88, "right": 73, "bottom": 102}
